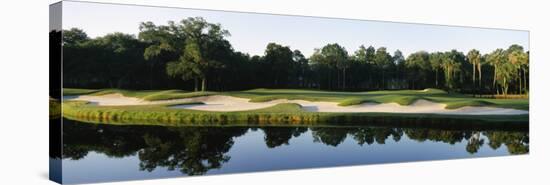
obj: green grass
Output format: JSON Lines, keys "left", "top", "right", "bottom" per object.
{"left": 62, "top": 99, "right": 528, "bottom": 127}
{"left": 61, "top": 88, "right": 529, "bottom": 126}
{"left": 63, "top": 87, "right": 529, "bottom": 110}
{"left": 166, "top": 101, "right": 205, "bottom": 106}
{"left": 338, "top": 98, "right": 378, "bottom": 106}
{"left": 442, "top": 100, "right": 494, "bottom": 109}
{"left": 63, "top": 88, "right": 100, "bottom": 96}
{"left": 141, "top": 91, "right": 216, "bottom": 101}
{"left": 63, "top": 88, "right": 215, "bottom": 101}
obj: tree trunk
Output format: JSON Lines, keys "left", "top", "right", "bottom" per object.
{"left": 201, "top": 78, "right": 207, "bottom": 92}
{"left": 472, "top": 63, "right": 476, "bottom": 87}
{"left": 343, "top": 68, "right": 346, "bottom": 90}
{"left": 493, "top": 66, "right": 497, "bottom": 95}
{"left": 477, "top": 64, "right": 482, "bottom": 90}
{"left": 523, "top": 68, "right": 529, "bottom": 94}
{"left": 328, "top": 69, "right": 331, "bottom": 90}
{"left": 149, "top": 63, "right": 154, "bottom": 89}
{"left": 435, "top": 69, "right": 439, "bottom": 88}
{"left": 194, "top": 78, "right": 198, "bottom": 92}
{"left": 518, "top": 68, "right": 523, "bottom": 94}
{"left": 380, "top": 68, "right": 386, "bottom": 89}
{"left": 337, "top": 68, "right": 340, "bottom": 89}
{"left": 472, "top": 63, "right": 476, "bottom": 97}
{"left": 503, "top": 76, "right": 507, "bottom": 97}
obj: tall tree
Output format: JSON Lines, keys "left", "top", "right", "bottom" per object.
{"left": 429, "top": 52, "right": 444, "bottom": 87}
{"left": 139, "top": 21, "right": 182, "bottom": 89}
{"left": 293, "top": 50, "right": 309, "bottom": 87}
{"left": 524, "top": 51, "right": 529, "bottom": 93}
{"left": 405, "top": 51, "right": 430, "bottom": 89}
{"left": 392, "top": 50, "right": 406, "bottom": 88}
{"left": 354, "top": 45, "right": 369, "bottom": 63}
{"left": 487, "top": 48, "right": 516, "bottom": 96}
{"left": 63, "top": 28, "right": 89, "bottom": 46}
{"left": 467, "top": 49, "right": 482, "bottom": 87}
{"left": 441, "top": 51, "right": 464, "bottom": 92}
{"left": 374, "top": 47, "right": 392, "bottom": 89}
{"left": 314, "top": 43, "right": 348, "bottom": 90}
{"left": 263, "top": 43, "right": 294, "bottom": 87}
{"left": 506, "top": 45, "right": 528, "bottom": 94}
{"left": 161, "top": 17, "right": 231, "bottom": 91}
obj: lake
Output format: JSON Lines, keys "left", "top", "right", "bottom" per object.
{"left": 59, "top": 118, "right": 528, "bottom": 184}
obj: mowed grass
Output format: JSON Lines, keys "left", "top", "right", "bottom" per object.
{"left": 63, "top": 88, "right": 100, "bottom": 95}
{"left": 62, "top": 100, "right": 528, "bottom": 127}
{"left": 229, "top": 88, "right": 528, "bottom": 110}
{"left": 63, "top": 88, "right": 216, "bottom": 101}
{"left": 62, "top": 88, "right": 528, "bottom": 110}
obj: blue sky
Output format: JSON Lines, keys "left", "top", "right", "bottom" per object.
{"left": 62, "top": 1, "right": 529, "bottom": 57}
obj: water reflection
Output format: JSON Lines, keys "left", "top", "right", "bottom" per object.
{"left": 62, "top": 119, "right": 528, "bottom": 177}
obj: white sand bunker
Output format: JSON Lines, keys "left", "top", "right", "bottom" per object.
{"left": 64, "top": 94, "right": 528, "bottom": 115}
{"left": 64, "top": 94, "right": 151, "bottom": 106}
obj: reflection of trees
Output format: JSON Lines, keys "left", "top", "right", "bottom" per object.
{"left": 63, "top": 121, "right": 145, "bottom": 159}
{"left": 63, "top": 120, "right": 247, "bottom": 175}
{"left": 405, "top": 129, "right": 467, "bottom": 144}
{"left": 484, "top": 131, "right": 529, "bottom": 154}
{"left": 465, "top": 132, "right": 485, "bottom": 154}
{"left": 346, "top": 127, "right": 403, "bottom": 146}
{"left": 261, "top": 127, "right": 307, "bottom": 148}
{"left": 63, "top": 119, "right": 529, "bottom": 176}
{"left": 138, "top": 127, "right": 247, "bottom": 175}
{"left": 312, "top": 127, "right": 352, "bottom": 146}
{"left": 308, "top": 127, "right": 527, "bottom": 155}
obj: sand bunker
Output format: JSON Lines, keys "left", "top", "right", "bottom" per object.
{"left": 64, "top": 93, "right": 528, "bottom": 115}
{"left": 64, "top": 94, "right": 147, "bottom": 106}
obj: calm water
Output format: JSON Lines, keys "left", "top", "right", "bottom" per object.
{"left": 60, "top": 119, "right": 528, "bottom": 184}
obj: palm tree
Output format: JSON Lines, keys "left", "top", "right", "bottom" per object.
{"left": 467, "top": 49, "right": 481, "bottom": 95}
{"left": 429, "top": 52, "right": 444, "bottom": 87}
{"left": 488, "top": 49, "right": 518, "bottom": 96}
{"left": 523, "top": 52, "right": 530, "bottom": 94}
{"left": 507, "top": 50, "right": 528, "bottom": 94}
{"left": 442, "top": 58, "right": 460, "bottom": 92}
{"left": 487, "top": 49, "right": 504, "bottom": 95}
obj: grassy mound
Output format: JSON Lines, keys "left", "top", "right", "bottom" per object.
{"left": 167, "top": 101, "right": 205, "bottom": 106}
{"left": 338, "top": 98, "right": 378, "bottom": 106}
{"left": 338, "top": 95, "right": 422, "bottom": 106}
{"left": 63, "top": 88, "right": 216, "bottom": 101}
{"left": 444, "top": 100, "right": 494, "bottom": 109}
{"left": 248, "top": 96, "right": 281, "bottom": 103}
{"left": 63, "top": 88, "right": 100, "bottom": 96}
{"left": 142, "top": 91, "right": 216, "bottom": 101}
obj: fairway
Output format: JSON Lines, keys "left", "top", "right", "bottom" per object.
{"left": 64, "top": 88, "right": 528, "bottom": 110}
{"left": 61, "top": 88, "right": 529, "bottom": 126}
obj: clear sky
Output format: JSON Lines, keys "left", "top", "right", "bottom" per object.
{"left": 62, "top": 1, "right": 529, "bottom": 57}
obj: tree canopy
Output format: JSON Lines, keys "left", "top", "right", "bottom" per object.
{"left": 61, "top": 17, "right": 529, "bottom": 95}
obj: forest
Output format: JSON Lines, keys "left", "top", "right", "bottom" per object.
{"left": 60, "top": 17, "right": 529, "bottom": 96}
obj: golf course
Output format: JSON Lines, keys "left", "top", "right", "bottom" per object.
{"left": 61, "top": 88, "right": 528, "bottom": 126}
{"left": 49, "top": 4, "right": 531, "bottom": 183}
{"left": 55, "top": 17, "right": 530, "bottom": 127}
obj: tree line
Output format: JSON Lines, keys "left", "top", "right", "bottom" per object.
{"left": 61, "top": 17, "right": 529, "bottom": 95}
